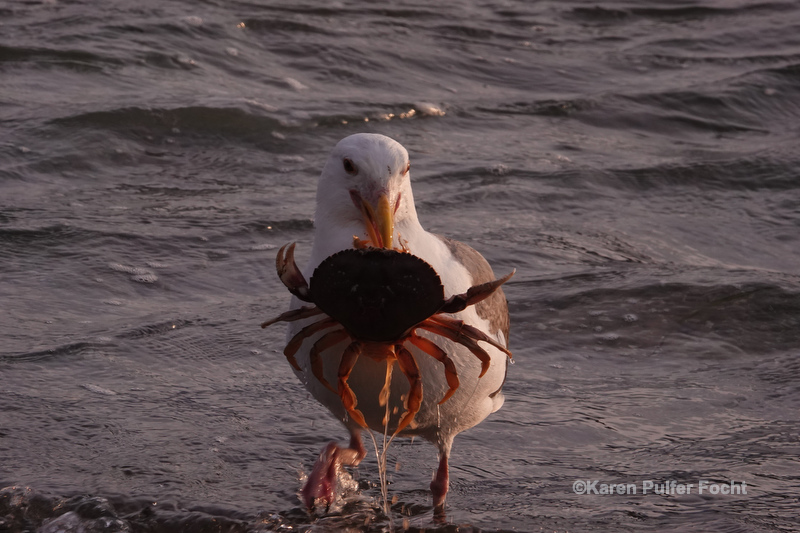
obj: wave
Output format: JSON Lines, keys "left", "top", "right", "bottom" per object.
{"left": 567, "top": 3, "right": 794, "bottom": 24}
{"left": 0, "top": 487, "right": 255, "bottom": 533}
{"left": 50, "top": 105, "right": 283, "bottom": 142}
{"left": 509, "top": 273, "right": 800, "bottom": 358}
{"left": 1, "top": 340, "right": 109, "bottom": 363}
{"left": 0, "top": 44, "right": 121, "bottom": 72}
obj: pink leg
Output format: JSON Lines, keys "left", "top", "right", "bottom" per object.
{"left": 301, "top": 429, "right": 366, "bottom": 512}
{"left": 431, "top": 437, "right": 454, "bottom": 516}
{"left": 431, "top": 452, "right": 449, "bottom": 513}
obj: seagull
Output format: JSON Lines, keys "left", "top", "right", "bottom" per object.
{"left": 275, "top": 133, "right": 511, "bottom": 513}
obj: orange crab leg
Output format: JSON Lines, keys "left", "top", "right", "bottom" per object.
{"left": 419, "top": 320, "right": 491, "bottom": 377}
{"left": 406, "top": 335, "right": 459, "bottom": 405}
{"left": 429, "top": 315, "right": 513, "bottom": 358}
{"left": 283, "top": 317, "right": 339, "bottom": 370}
{"left": 352, "top": 236, "right": 371, "bottom": 249}
{"left": 310, "top": 328, "right": 351, "bottom": 394}
{"left": 439, "top": 269, "right": 515, "bottom": 313}
{"left": 394, "top": 345, "right": 423, "bottom": 435}
{"left": 261, "top": 305, "right": 323, "bottom": 328}
{"left": 337, "top": 341, "right": 367, "bottom": 428}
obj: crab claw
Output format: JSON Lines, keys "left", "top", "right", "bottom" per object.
{"left": 277, "top": 243, "right": 312, "bottom": 302}
{"left": 439, "top": 269, "right": 515, "bottom": 314}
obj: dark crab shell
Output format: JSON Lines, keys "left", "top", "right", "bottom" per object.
{"left": 309, "top": 248, "right": 444, "bottom": 343}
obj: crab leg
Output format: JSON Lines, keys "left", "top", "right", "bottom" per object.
{"left": 439, "top": 269, "right": 515, "bottom": 314}
{"left": 283, "top": 317, "right": 339, "bottom": 370}
{"left": 337, "top": 341, "right": 367, "bottom": 428}
{"left": 352, "top": 236, "right": 371, "bottom": 249}
{"left": 394, "top": 345, "right": 423, "bottom": 435}
{"left": 261, "top": 305, "right": 323, "bottom": 328}
{"left": 406, "top": 335, "right": 460, "bottom": 405}
{"left": 276, "top": 242, "right": 312, "bottom": 301}
{"left": 419, "top": 320, "right": 491, "bottom": 377}
{"left": 310, "top": 328, "right": 351, "bottom": 394}
{"left": 429, "top": 315, "right": 513, "bottom": 358}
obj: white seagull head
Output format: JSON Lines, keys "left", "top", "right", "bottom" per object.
{"left": 313, "top": 133, "right": 421, "bottom": 253}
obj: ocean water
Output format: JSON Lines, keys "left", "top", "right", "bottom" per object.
{"left": 2, "top": 0, "right": 799, "bottom": 531}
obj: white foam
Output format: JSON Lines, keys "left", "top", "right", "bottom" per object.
{"left": 82, "top": 384, "right": 117, "bottom": 396}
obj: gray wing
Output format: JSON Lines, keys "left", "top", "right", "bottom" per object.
{"left": 435, "top": 235, "right": 511, "bottom": 399}
{"left": 435, "top": 234, "right": 510, "bottom": 343}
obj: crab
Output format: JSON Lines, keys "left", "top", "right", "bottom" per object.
{"left": 261, "top": 243, "right": 514, "bottom": 435}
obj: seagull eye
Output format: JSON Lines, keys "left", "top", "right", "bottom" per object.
{"left": 403, "top": 161, "right": 410, "bottom": 176}
{"left": 343, "top": 158, "right": 358, "bottom": 175}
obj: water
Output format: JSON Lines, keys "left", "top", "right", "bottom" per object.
{"left": 2, "top": 0, "right": 800, "bottom": 531}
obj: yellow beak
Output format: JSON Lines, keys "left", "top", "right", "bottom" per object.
{"left": 359, "top": 193, "right": 394, "bottom": 249}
